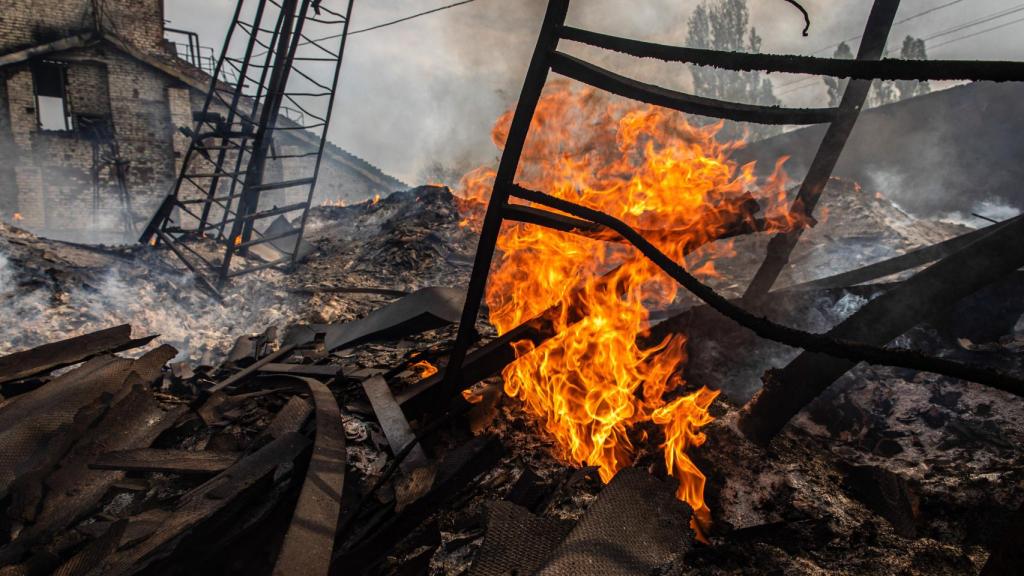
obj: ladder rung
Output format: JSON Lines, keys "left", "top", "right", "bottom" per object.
{"left": 251, "top": 177, "right": 314, "bottom": 192}
{"left": 239, "top": 201, "right": 309, "bottom": 222}
{"left": 188, "top": 172, "right": 246, "bottom": 179}
{"left": 226, "top": 256, "right": 291, "bottom": 278}
{"left": 233, "top": 227, "right": 299, "bottom": 249}
{"left": 271, "top": 123, "right": 325, "bottom": 131}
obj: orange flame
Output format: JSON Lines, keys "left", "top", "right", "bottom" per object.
{"left": 233, "top": 236, "right": 241, "bottom": 246}
{"left": 411, "top": 359, "right": 438, "bottom": 379}
{"left": 12, "top": 212, "right": 23, "bottom": 222}
{"left": 371, "top": 193, "right": 381, "bottom": 206}
{"left": 456, "top": 81, "right": 790, "bottom": 523}
{"left": 461, "top": 387, "right": 484, "bottom": 405}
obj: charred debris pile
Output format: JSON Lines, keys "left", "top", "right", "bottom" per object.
{"left": 0, "top": 182, "right": 1021, "bottom": 576}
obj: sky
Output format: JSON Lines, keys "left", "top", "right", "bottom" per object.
{"left": 164, "top": 0, "right": 1024, "bottom": 185}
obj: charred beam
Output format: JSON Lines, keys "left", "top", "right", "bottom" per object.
{"left": 790, "top": 217, "right": 1017, "bottom": 290}
{"left": 0, "top": 324, "right": 155, "bottom": 386}
{"left": 90, "top": 449, "right": 241, "bottom": 475}
{"left": 737, "top": 212, "right": 1024, "bottom": 444}
{"left": 363, "top": 375, "right": 430, "bottom": 474}
{"left": 272, "top": 377, "right": 347, "bottom": 576}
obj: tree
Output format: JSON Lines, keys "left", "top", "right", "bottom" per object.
{"left": 686, "top": 0, "right": 781, "bottom": 141}
{"left": 868, "top": 35, "right": 931, "bottom": 107}
{"left": 896, "top": 35, "right": 931, "bottom": 100}
{"left": 823, "top": 42, "right": 853, "bottom": 107}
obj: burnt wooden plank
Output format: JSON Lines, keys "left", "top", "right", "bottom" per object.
{"left": 0, "top": 324, "right": 155, "bottom": 385}
{"left": 207, "top": 343, "right": 297, "bottom": 394}
{"left": 272, "top": 377, "right": 346, "bottom": 576}
{"left": 362, "top": 376, "right": 429, "bottom": 474}
{"left": 95, "top": 432, "right": 310, "bottom": 576}
{"left": 90, "top": 449, "right": 241, "bottom": 475}
{"left": 258, "top": 362, "right": 341, "bottom": 378}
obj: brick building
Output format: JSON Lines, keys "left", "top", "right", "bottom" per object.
{"left": 0, "top": 0, "right": 405, "bottom": 243}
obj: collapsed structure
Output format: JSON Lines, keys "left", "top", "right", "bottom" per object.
{"left": 0, "top": 0, "right": 404, "bottom": 244}
{"left": 0, "top": 0, "right": 1022, "bottom": 575}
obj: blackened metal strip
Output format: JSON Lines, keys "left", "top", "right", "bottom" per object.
{"left": 550, "top": 51, "right": 837, "bottom": 125}
{"left": 559, "top": 25, "right": 1024, "bottom": 82}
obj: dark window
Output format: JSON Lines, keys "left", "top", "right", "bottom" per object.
{"left": 31, "top": 61, "right": 72, "bottom": 132}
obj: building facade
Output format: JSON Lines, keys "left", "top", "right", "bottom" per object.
{"left": 0, "top": 0, "right": 405, "bottom": 243}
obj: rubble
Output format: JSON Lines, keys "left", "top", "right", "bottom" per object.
{"left": 0, "top": 183, "right": 1019, "bottom": 575}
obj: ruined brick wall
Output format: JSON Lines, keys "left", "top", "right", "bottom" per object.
{"left": 0, "top": 77, "right": 17, "bottom": 217}
{"left": 0, "top": 2, "right": 94, "bottom": 53}
{"left": 0, "top": 0, "right": 403, "bottom": 242}
{"left": 0, "top": 0, "right": 166, "bottom": 55}
{"left": 0, "top": 45, "right": 183, "bottom": 240}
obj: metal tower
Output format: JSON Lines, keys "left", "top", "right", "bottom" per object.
{"left": 141, "top": 0, "right": 354, "bottom": 294}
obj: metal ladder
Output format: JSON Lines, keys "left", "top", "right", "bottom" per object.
{"left": 141, "top": 0, "right": 355, "bottom": 295}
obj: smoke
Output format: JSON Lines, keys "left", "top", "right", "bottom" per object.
{"left": 163, "top": 0, "right": 1024, "bottom": 193}
{"left": 0, "top": 252, "right": 13, "bottom": 293}
{"left": 0, "top": 245, "right": 303, "bottom": 361}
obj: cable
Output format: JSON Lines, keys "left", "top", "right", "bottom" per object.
{"left": 928, "top": 13, "right": 1024, "bottom": 50}
{"left": 348, "top": 0, "right": 478, "bottom": 35}
{"left": 807, "top": 0, "right": 968, "bottom": 57}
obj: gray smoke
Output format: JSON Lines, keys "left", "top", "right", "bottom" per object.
{"left": 166, "top": 0, "right": 1024, "bottom": 189}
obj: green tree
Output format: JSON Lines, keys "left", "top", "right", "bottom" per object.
{"left": 686, "top": 0, "right": 781, "bottom": 141}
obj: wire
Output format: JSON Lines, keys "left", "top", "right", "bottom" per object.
{"left": 348, "top": 0, "right": 479, "bottom": 35}
{"left": 806, "top": 0, "right": 968, "bottom": 57}
{"left": 928, "top": 13, "right": 1024, "bottom": 50}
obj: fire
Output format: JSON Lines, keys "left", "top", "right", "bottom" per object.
{"left": 457, "top": 81, "right": 789, "bottom": 525}
{"left": 233, "top": 236, "right": 242, "bottom": 246}
{"left": 12, "top": 212, "right": 23, "bottom": 222}
{"left": 411, "top": 359, "right": 438, "bottom": 379}
{"left": 371, "top": 193, "right": 381, "bottom": 206}
{"left": 461, "top": 387, "right": 484, "bottom": 405}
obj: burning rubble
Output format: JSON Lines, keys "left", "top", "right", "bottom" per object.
{"left": 2, "top": 0, "right": 1024, "bottom": 572}
{"left": 0, "top": 98, "right": 1021, "bottom": 574}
